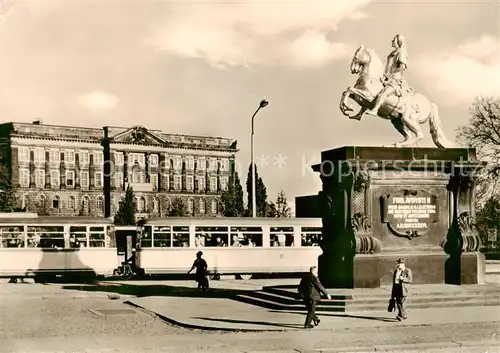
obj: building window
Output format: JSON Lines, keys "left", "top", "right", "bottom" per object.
{"left": 80, "top": 151, "right": 89, "bottom": 165}
{"left": 18, "top": 147, "right": 30, "bottom": 162}
{"left": 174, "top": 156, "right": 182, "bottom": 170}
{"left": 197, "top": 177, "right": 205, "bottom": 191}
{"left": 188, "top": 198, "right": 194, "bottom": 214}
{"left": 35, "top": 169, "right": 45, "bottom": 188}
{"left": 114, "top": 152, "right": 124, "bottom": 165}
{"left": 221, "top": 177, "right": 228, "bottom": 191}
{"left": 50, "top": 170, "right": 60, "bottom": 188}
{"left": 66, "top": 171, "right": 75, "bottom": 187}
{"left": 133, "top": 170, "right": 141, "bottom": 184}
{"left": 81, "top": 196, "right": 90, "bottom": 214}
{"left": 209, "top": 177, "right": 217, "bottom": 191}
{"left": 197, "top": 158, "right": 205, "bottom": 171}
{"left": 19, "top": 169, "right": 29, "bottom": 187}
{"left": 52, "top": 196, "right": 60, "bottom": 210}
{"left": 95, "top": 172, "right": 103, "bottom": 187}
{"left": 174, "top": 175, "right": 182, "bottom": 191}
{"left": 96, "top": 196, "right": 104, "bottom": 212}
{"left": 164, "top": 175, "right": 170, "bottom": 190}
{"left": 153, "top": 197, "right": 159, "bottom": 213}
{"left": 34, "top": 148, "right": 45, "bottom": 163}
{"left": 136, "top": 197, "right": 146, "bottom": 212}
{"left": 80, "top": 171, "right": 89, "bottom": 188}
{"left": 94, "top": 151, "right": 103, "bottom": 165}
{"left": 187, "top": 157, "right": 194, "bottom": 170}
{"left": 22, "top": 195, "right": 30, "bottom": 209}
{"left": 186, "top": 176, "right": 194, "bottom": 191}
{"left": 65, "top": 150, "right": 75, "bottom": 164}
{"left": 211, "top": 199, "right": 217, "bottom": 214}
{"left": 209, "top": 159, "right": 217, "bottom": 171}
{"left": 114, "top": 173, "right": 123, "bottom": 188}
{"left": 199, "top": 199, "right": 205, "bottom": 214}
{"left": 50, "top": 150, "right": 60, "bottom": 163}
{"left": 149, "top": 154, "right": 158, "bottom": 166}
{"left": 151, "top": 174, "right": 158, "bottom": 189}
{"left": 220, "top": 159, "right": 229, "bottom": 171}
{"left": 68, "top": 196, "right": 76, "bottom": 211}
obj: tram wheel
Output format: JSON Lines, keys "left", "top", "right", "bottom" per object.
{"left": 236, "top": 274, "right": 253, "bottom": 280}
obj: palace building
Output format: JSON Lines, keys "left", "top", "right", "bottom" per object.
{"left": 0, "top": 122, "right": 238, "bottom": 218}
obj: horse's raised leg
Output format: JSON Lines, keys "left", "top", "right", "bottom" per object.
{"left": 394, "top": 109, "right": 424, "bottom": 147}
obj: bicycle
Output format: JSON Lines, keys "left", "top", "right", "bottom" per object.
{"left": 113, "top": 262, "right": 136, "bottom": 280}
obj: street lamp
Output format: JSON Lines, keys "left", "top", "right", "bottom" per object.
{"left": 251, "top": 99, "right": 269, "bottom": 218}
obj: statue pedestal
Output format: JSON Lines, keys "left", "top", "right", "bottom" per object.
{"left": 312, "top": 146, "right": 486, "bottom": 288}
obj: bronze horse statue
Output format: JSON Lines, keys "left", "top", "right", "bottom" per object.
{"left": 339, "top": 46, "right": 453, "bottom": 148}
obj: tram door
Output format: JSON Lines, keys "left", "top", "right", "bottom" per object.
{"left": 114, "top": 226, "right": 137, "bottom": 267}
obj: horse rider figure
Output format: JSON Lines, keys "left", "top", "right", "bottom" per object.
{"left": 366, "top": 34, "right": 414, "bottom": 117}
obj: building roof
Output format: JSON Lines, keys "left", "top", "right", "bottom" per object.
{"left": 0, "top": 122, "right": 238, "bottom": 152}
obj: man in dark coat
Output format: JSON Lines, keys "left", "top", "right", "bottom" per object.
{"left": 391, "top": 258, "right": 412, "bottom": 321}
{"left": 297, "top": 266, "right": 331, "bottom": 328}
{"left": 188, "top": 251, "right": 209, "bottom": 290}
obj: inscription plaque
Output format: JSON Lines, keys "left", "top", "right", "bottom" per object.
{"left": 381, "top": 191, "right": 439, "bottom": 239}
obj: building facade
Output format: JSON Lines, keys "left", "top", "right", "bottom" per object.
{"left": 0, "top": 122, "right": 238, "bottom": 218}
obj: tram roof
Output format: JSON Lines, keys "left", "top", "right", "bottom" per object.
{"left": 142, "top": 217, "right": 322, "bottom": 226}
{"left": 0, "top": 215, "right": 114, "bottom": 225}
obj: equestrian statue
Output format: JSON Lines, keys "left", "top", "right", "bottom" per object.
{"left": 339, "top": 34, "right": 453, "bottom": 148}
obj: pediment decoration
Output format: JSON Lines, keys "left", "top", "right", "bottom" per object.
{"left": 112, "top": 126, "right": 165, "bottom": 145}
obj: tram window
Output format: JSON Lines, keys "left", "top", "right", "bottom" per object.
{"left": 270, "top": 227, "right": 294, "bottom": 247}
{"left": 139, "top": 227, "right": 152, "bottom": 248}
{"left": 89, "top": 226, "right": 105, "bottom": 247}
{"left": 301, "top": 227, "right": 322, "bottom": 246}
{"left": 195, "top": 226, "right": 228, "bottom": 247}
{"left": 153, "top": 226, "right": 171, "bottom": 247}
{"left": 230, "top": 226, "right": 262, "bottom": 247}
{"left": 172, "top": 226, "right": 190, "bottom": 247}
{"left": 0, "top": 226, "right": 25, "bottom": 248}
{"left": 70, "top": 226, "right": 88, "bottom": 248}
{"left": 29, "top": 226, "right": 65, "bottom": 248}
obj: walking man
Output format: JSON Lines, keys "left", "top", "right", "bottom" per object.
{"left": 391, "top": 258, "right": 412, "bottom": 321}
{"left": 188, "top": 251, "right": 209, "bottom": 290}
{"left": 297, "top": 266, "right": 331, "bottom": 328}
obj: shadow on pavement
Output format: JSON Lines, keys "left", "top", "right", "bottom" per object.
{"left": 267, "top": 310, "right": 399, "bottom": 322}
{"left": 192, "top": 317, "right": 303, "bottom": 329}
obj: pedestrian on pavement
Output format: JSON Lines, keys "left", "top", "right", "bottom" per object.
{"left": 188, "top": 251, "right": 209, "bottom": 290}
{"left": 297, "top": 266, "right": 331, "bottom": 328}
{"left": 391, "top": 258, "right": 412, "bottom": 321}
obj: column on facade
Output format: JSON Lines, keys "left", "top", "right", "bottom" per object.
{"left": 123, "top": 152, "right": 129, "bottom": 190}
{"left": 44, "top": 150, "right": 51, "bottom": 189}
{"left": 158, "top": 153, "right": 165, "bottom": 191}
{"left": 89, "top": 151, "right": 95, "bottom": 189}
{"left": 75, "top": 151, "right": 81, "bottom": 189}
{"left": 59, "top": 151, "right": 66, "bottom": 189}
{"left": 145, "top": 152, "right": 150, "bottom": 183}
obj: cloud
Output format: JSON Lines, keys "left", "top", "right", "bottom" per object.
{"left": 77, "top": 90, "right": 119, "bottom": 112}
{"left": 145, "top": 0, "right": 371, "bottom": 69}
{"left": 415, "top": 35, "right": 500, "bottom": 106}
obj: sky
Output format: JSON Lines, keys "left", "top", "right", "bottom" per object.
{"left": 0, "top": 0, "right": 499, "bottom": 214}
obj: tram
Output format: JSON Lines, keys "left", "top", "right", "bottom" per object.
{"left": 0, "top": 213, "right": 322, "bottom": 280}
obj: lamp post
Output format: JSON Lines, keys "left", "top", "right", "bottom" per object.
{"left": 251, "top": 99, "right": 269, "bottom": 218}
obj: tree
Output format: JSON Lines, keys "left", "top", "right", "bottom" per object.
{"left": 246, "top": 163, "right": 268, "bottom": 217}
{"left": 0, "top": 164, "right": 19, "bottom": 212}
{"left": 275, "top": 190, "right": 292, "bottom": 218}
{"left": 221, "top": 172, "right": 245, "bottom": 217}
{"left": 114, "top": 185, "right": 136, "bottom": 225}
{"left": 476, "top": 196, "right": 500, "bottom": 250}
{"left": 265, "top": 201, "right": 277, "bottom": 217}
{"left": 169, "top": 198, "right": 188, "bottom": 216}
{"left": 457, "top": 96, "right": 500, "bottom": 202}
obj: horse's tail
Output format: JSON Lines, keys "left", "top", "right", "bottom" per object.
{"left": 428, "top": 103, "right": 453, "bottom": 148}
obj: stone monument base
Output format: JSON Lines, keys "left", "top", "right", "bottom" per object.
{"left": 312, "top": 146, "right": 486, "bottom": 289}
{"left": 352, "top": 251, "right": 485, "bottom": 288}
